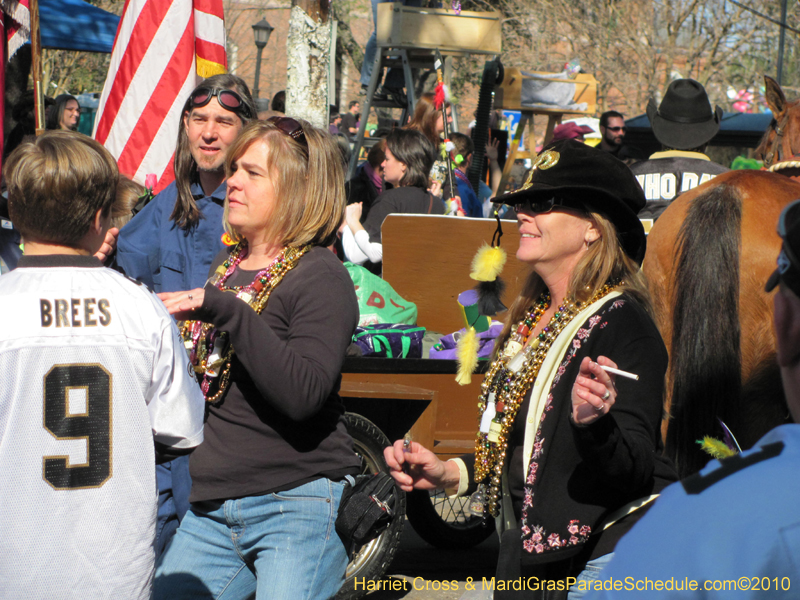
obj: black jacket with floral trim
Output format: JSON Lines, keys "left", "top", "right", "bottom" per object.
{"left": 467, "top": 294, "right": 677, "bottom": 568}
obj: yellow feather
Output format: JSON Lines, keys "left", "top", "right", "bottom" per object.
{"left": 470, "top": 244, "right": 507, "bottom": 282}
{"left": 455, "top": 326, "right": 479, "bottom": 385}
{"left": 697, "top": 436, "right": 737, "bottom": 460}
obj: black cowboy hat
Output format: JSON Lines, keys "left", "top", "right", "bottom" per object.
{"left": 766, "top": 199, "right": 800, "bottom": 298}
{"left": 647, "top": 78, "right": 723, "bottom": 151}
{"left": 496, "top": 139, "right": 647, "bottom": 264}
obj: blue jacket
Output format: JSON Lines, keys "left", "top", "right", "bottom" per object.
{"left": 584, "top": 424, "right": 800, "bottom": 599}
{"left": 455, "top": 174, "right": 482, "bottom": 218}
{"left": 117, "top": 180, "right": 227, "bottom": 293}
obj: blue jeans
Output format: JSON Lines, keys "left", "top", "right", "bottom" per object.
{"left": 568, "top": 552, "right": 615, "bottom": 599}
{"left": 153, "top": 478, "right": 347, "bottom": 600}
{"left": 360, "top": 0, "right": 424, "bottom": 88}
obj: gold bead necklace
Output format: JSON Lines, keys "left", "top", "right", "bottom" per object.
{"left": 472, "top": 282, "right": 619, "bottom": 517}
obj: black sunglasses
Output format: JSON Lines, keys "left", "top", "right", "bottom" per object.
{"left": 190, "top": 88, "right": 252, "bottom": 119}
{"left": 606, "top": 126, "right": 627, "bottom": 132}
{"left": 514, "top": 197, "right": 562, "bottom": 215}
{"left": 267, "top": 116, "right": 307, "bottom": 148}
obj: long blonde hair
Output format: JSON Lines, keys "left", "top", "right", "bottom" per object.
{"left": 496, "top": 210, "right": 652, "bottom": 355}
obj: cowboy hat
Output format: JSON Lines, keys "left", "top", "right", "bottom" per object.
{"left": 647, "top": 79, "right": 723, "bottom": 150}
{"left": 496, "top": 139, "right": 647, "bottom": 264}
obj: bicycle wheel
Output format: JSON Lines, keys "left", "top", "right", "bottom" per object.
{"left": 336, "top": 413, "right": 405, "bottom": 600}
{"left": 406, "top": 488, "right": 494, "bottom": 549}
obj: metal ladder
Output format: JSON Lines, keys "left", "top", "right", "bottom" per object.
{"left": 347, "top": 47, "right": 457, "bottom": 179}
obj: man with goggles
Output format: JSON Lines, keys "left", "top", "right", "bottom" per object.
{"left": 115, "top": 73, "right": 256, "bottom": 559}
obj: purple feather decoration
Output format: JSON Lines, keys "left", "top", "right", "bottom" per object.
{"left": 718, "top": 418, "right": 742, "bottom": 453}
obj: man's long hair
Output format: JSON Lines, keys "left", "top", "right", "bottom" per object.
{"left": 171, "top": 74, "right": 256, "bottom": 230}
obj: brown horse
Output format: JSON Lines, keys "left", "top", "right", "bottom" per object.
{"left": 643, "top": 75, "right": 800, "bottom": 478}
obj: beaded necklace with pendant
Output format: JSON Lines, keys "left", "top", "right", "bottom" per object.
{"left": 180, "top": 242, "right": 311, "bottom": 404}
{"left": 471, "top": 282, "right": 619, "bottom": 518}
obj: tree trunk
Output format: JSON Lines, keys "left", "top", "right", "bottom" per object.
{"left": 286, "top": 0, "right": 330, "bottom": 129}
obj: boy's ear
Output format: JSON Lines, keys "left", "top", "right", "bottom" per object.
{"left": 91, "top": 208, "right": 106, "bottom": 236}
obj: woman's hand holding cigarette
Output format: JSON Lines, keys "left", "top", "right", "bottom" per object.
{"left": 384, "top": 439, "right": 460, "bottom": 493}
{"left": 571, "top": 356, "right": 618, "bottom": 426}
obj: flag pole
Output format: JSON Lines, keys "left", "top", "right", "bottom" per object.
{"left": 30, "top": 0, "right": 44, "bottom": 135}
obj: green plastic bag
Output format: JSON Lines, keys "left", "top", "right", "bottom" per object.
{"left": 345, "top": 262, "right": 418, "bottom": 326}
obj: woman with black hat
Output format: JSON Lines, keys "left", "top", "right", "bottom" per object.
{"left": 385, "top": 140, "right": 676, "bottom": 598}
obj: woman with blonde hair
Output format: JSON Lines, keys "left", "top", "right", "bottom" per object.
{"left": 154, "top": 117, "right": 361, "bottom": 600}
{"left": 386, "top": 140, "right": 676, "bottom": 599}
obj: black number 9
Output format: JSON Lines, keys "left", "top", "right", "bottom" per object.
{"left": 43, "top": 364, "right": 112, "bottom": 489}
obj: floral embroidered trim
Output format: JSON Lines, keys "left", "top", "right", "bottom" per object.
{"left": 519, "top": 299, "right": 625, "bottom": 554}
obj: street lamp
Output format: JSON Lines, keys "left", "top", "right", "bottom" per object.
{"left": 252, "top": 17, "right": 274, "bottom": 101}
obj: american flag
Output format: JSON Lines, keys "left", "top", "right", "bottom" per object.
{"left": 93, "top": 0, "right": 227, "bottom": 193}
{"left": 1, "top": 0, "right": 31, "bottom": 167}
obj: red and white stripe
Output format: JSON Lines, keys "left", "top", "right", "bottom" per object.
{"left": 1, "top": 0, "right": 30, "bottom": 178}
{"left": 94, "top": 0, "right": 227, "bottom": 193}
{"left": 2, "top": 0, "right": 29, "bottom": 59}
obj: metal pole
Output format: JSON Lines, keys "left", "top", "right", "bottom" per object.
{"left": 31, "top": 0, "right": 44, "bottom": 135}
{"left": 253, "top": 45, "right": 264, "bottom": 100}
{"left": 778, "top": 0, "right": 788, "bottom": 85}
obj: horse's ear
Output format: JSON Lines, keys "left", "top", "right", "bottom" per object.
{"left": 764, "top": 75, "right": 787, "bottom": 119}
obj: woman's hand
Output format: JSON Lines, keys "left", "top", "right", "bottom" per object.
{"left": 383, "top": 440, "right": 458, "bottom": 493}
{"left": 571, "top": 355, "right": 617, "bottom": 426}
{"left": 428, "top": 180, "right": 443, "bottom": 199}
{"left": 158, "top": 288, "right": 205, "bottom": 320}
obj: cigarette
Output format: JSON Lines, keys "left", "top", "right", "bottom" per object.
{"left": 599, "top": 365, "right": 639, "bottom": 380}
{"left": 403, "top": 432, "right": 413, "bottom": 451}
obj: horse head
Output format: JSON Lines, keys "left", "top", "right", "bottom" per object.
{"left": 756, "top": 75, "right": 800, "bottom": 177}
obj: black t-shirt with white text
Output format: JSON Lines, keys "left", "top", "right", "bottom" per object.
{"left": 630, "top": 151, "right": 729, "bottom": 220}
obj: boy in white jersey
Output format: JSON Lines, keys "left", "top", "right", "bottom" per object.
{"left": 0, "top": 131, "right": 205, "bottom": 599}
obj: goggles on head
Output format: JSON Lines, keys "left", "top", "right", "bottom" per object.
{"left": 189, "top": 88, "right": 252, "bottom": 119}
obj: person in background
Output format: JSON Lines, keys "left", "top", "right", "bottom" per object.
{"left": 115, "top": 73, "right": 256, "bottom": 559}
{"left": 346, "top": 139, "right": 385, "bottom": 224}
{"left": 45, "top": 93, "right": 80, "bottom": 131}
{"left": 270, "top": 90, "right": 285, "bottom": 114}
{"left": 329, "top": 112, "right": 342, "bottom": 135}
{"left": 582, "top": 199, "right": 800, "bottom": 599}
{"left": 343, "top": 128, "right": 443, "bottom": 273}
{"left": 406, "top": 92, "right": 451, "bottom": 150}
{"left": 598, "top": 111, "right": 645, "bottom": 165}
{"left": 598, "top": 111, "right": 626, "bottom": 155}
{"left": 631, "top": 79, "right": 728, "bottom": 221}
{"left": 0, "top": 130, "right": 204, "bottom": 599}
{"left": 405, "top": 92, "right": 459, "bottom": 209}
{"left": 341, "top": 100, "right": 361, "bottom": 141}
{"left": 113, "top": 176, "right": 147, "bottom": 230}
{"left": 385, "top": 140, "right": 676, "bottom": 600}
{"left": 449, "top": 132, "right": 483, "bottom": 218}
{"left": 154, "top": 117, "right": 360, "bottom": 600}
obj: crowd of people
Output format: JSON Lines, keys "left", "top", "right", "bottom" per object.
{"left": 0, "top": 60, "right": 793, "bottom": 600}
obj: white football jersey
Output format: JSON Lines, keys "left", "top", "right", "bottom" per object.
{"left": 0, "top": 256, "right": 205, "bottom": 599}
